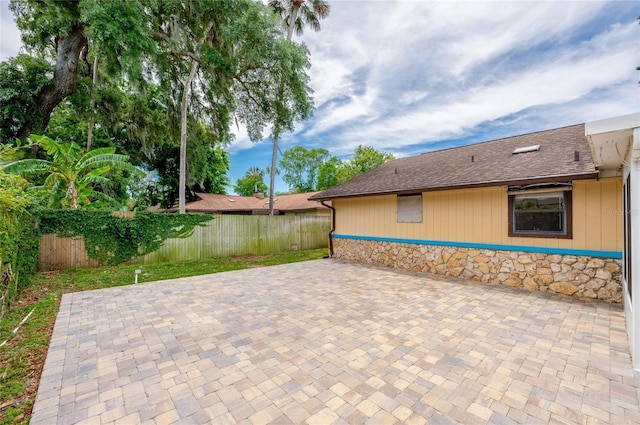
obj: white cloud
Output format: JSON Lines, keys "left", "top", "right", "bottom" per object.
{"left": 308, "top": 87, "right": 379, "bottom": 135}
{"left": 0, "top": 2, "right": 22, "bottom": 61}
{"left": 227, "top": 121, "right": 255, "bottom": 153}
{"left": 294, "top": 1, "right": 639, "bottom": 156}
{"left": 1, "top": 0, "right": 637, "bottom": 183}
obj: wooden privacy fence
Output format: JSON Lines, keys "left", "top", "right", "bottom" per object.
{"left": 38, "top": 215, "right": 331, "bottom": 271}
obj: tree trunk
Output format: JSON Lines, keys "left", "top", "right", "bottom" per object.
{"left": 286, "top": 6, "right": 300, "bottom": 40}
{"left": 268, "top": 5, "right": 300, "bottom": 214}
{"left": 179, "top": 61, "right": 199, "bottom": 213}
{"left": 86, "top": 55, "right": 99, "bottom": 151}
{"left": 268, "top": 134, "right": 279, "bottom": 215}
{"left": 67, "top": 180, "right": 78, "bottom": 210}
{"left": 17, "top": 25, "right": 87, "bottom": 140}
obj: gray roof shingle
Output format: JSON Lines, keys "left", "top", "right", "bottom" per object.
{"left": 309, "top": 123, "right": 598, "bottom": 201}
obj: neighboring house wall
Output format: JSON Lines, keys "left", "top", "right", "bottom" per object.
{"left": 332, "top": 178, "right": 623, "bottom": 302}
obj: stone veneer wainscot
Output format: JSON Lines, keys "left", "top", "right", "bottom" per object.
{"left": 333, "top": 238, "right": 622, "bottom": 303}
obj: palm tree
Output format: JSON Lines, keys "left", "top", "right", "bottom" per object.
{"left": 267, "top": 0, "right": 330, "bottom": 214}
{"left": 247, "top": 166, "right": 265, "bottom": 193}
{"left": 269, "top": 0, "right": 331, "bottom": 40}
{"left": 2, "top": 135, "right": 142, "bottom": 209}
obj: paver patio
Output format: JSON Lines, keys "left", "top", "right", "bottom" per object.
{"left": 31, "top": 259, "right": 640, "bottom": 424}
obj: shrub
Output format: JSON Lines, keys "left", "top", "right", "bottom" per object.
{"left": 0, "top": 172, "right": 40, "bottom": 321}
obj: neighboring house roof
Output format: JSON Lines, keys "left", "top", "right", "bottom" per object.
{"left": 310, "top": 123, "right": 598, "bottom": 201}
{"left": 183, "top": 192, "right": 330, "bottom": 213}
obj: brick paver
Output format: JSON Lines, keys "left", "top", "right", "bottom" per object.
{"left": 31, "top": 259, "right": 640, "bottom": 424}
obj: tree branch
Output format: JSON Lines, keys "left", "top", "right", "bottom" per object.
{"left": 233, "top": 76, "right": 261, "bottom": 107}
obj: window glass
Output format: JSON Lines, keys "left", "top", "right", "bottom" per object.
{"left": 513, "top": 192, "right": 565, "bottom": 234}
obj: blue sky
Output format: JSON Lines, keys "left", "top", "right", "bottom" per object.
{"left": 1, "top": 1, "right": 639, "bottom": 194}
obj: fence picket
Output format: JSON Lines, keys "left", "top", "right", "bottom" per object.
{"left": 38, "top": 215, "right": 331, "bottom": 271}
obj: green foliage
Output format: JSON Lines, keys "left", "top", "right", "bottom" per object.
{"left": 45, "top": 101, "right": 93, "bottom": 147}
{"left": 37, "top": 248, "right": 328, "bottom": 293}
{"left": 37, "top": 210, "right": 212, "bottom": 265}
{"left": 231, "top": 6, "right": 314, "bottom": 142}
{"left": 316, "top": 156, "right": 341, "bottom": 191}
{"left": 337, "top": 145, "right": 395, "bottom": 183}
{"left": 81, "top": 0, "right": 155, "bottom": 79}
{"left": 279, "top": 146, "right": 330, "bottom": 192}
{"left": 278, "top": 145, "right": 395, "bottom": 192}
{"left": 5, "top": 0, "right": 315, "bottom": 214}
{"left": 234, "top": 167, "right": 268, "bottom": 196}
{"left": 148, "top": 0, "right": 314, "bottom": 210}
{"left": 186, "top": 129, "right": 231, "bottom": 195}
{"left": 269, "top": 0, "right": 331, "bottom": 40}
{"left": 0, "top": 167, "right": 40, "bottom": 309}
{"left": 265, "top": 0, "right": 327, "bottom": 212}
{"left": 0, "top": 292, "right": 58, "bottom": 424}
{"left": 0, "top": 54, "right": 53, "bottom": 140}
{"left": 10, "top": 0, "right": 81, "bottom": 58}
{"left": 3, "top": 135, "right": 143, "bottom": 209}
{"left": 148, "top": 138, "right": 231, "bottom": 208}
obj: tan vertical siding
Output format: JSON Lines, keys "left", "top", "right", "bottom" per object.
{"left": 571, "top": 182, "right": 587, "bottom": 249}
{"left": 334, "top": 178, "right": 622, "bottom": 252}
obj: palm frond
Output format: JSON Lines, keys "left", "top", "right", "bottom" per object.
{"left": 82, "top": 165, "right": 112, "bottom": 180}
{"left": 46, "top": 180, "right": 67, "bottom": 209}
{"left": 310, "top": 0, "right": 330, "bottom": 19}
{"left": 2, "top": 159, "right": 54, "bottom": 176}
{"left": 30, "top": 135, "right": 83, "bottom": 163}
{"left": 268, "top": 0, "right": 287, "bottom": 17}
{"left": 76, "top": 148, "right": 118, "bottom": 168}
{"left": 80, "top": 154, "right": 144, "bottom": 177}
{"left": 43, "top": 173, "right": 64, "bottom": 189}
{"left": 81, "top": 169, "right": 111, "bottom": 185}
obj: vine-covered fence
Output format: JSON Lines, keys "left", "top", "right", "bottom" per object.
{"left": 0, "top": 191, "right": 39, "bottom": 324}
{"left": 39, "top": 215, "right": 331, "bottom": 271}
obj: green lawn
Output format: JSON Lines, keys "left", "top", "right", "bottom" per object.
{"left": 0, "top": 248, "right": 328, "bottom": 425}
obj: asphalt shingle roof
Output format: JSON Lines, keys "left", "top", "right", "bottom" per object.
{"left": 310, "top": 123, "right": 598, "bottom": 201}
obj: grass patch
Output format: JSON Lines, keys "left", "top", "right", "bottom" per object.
{"left": 0, "top": 294, "right": 58, "bottom": 424}
{"left": 0, "top": 248, "right": 328, "bottom": 424}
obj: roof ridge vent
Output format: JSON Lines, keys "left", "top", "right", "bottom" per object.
{"left": 512, "top": 144, "right": 540, "bottom": 154}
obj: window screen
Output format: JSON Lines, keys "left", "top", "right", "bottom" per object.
{"left": 513, "top": 192, "right": 565, "bottom": 234}
{"left": 397, "top": 195, "right": 422, "bottom": 223}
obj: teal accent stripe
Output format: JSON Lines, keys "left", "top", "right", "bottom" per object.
{"left": 333, "top": 234, "right": 623, "bottom": 259}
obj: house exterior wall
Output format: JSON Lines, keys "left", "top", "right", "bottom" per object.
{"left": 331, "top": 178, "right": 623, "bottom": 302}
{"left": 333, "top": 178, "right": 622, "bottom": 252}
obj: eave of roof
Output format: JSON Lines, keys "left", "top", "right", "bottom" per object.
{"left": 309, "top": 171, "right": 599, "bottom": 201}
